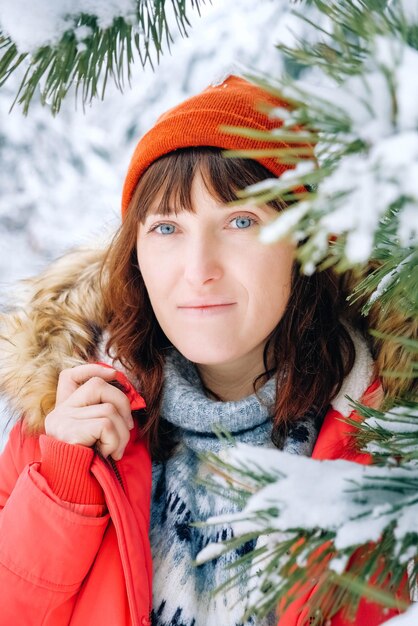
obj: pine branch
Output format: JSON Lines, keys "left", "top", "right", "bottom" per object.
{"left": 220, "top": 2, "right": 418, "bottom": 282}
{"left": 349, "top": 250, "right": 418, "bottom": 316}
{"left": 348, "top": 394, "right": 418, "bottom": 461}
{"left": 0, "top": 0, "right": 206, "bottom": 114}
{"left": 197, "top": 444, "right": 414, "bottom": 622}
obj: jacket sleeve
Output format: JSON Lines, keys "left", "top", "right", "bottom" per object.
{"left": 0, "top": 422, "right": 110, "bottom": 625}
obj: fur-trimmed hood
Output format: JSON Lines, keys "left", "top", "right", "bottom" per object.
{"left": 0, "top": 246, "right": 415, "bottom": 433}
{"left": 0, "top": 247, "right": 109, "bottom": 433}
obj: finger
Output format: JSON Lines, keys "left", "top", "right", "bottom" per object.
{"left": 65, "top": 377, "right": 134, "bottom": 429}
{"left": 56, "top": 364, "right": 116, "bottom": 404}
{"left": 88, "top": 403, "right": 132, "bottom": 459}
{"left": 83, "top": 417, "right": 121, "bottom": 458}
{"left": 95, "top": 417, "right": 128, "bottom": 461}
{"left": 46, "top": 408, "right": 130, "bottom": 459}
{"left": 47, "top": 403, "right": 134, "bottom": 431}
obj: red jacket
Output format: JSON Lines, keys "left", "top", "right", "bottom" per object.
{"left": 0, "top": 376, "right": 408, "bottom": 626}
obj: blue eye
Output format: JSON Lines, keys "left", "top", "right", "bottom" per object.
{"left": 155, "top": 223, "right": 175, "bottom": 235}
{"left": 231, "top": 216, "right": 254, "bottom": 229}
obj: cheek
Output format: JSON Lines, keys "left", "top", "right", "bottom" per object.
{"left": 136, "top": 247, "right": 164, "bottom": 309}
{"left": 136, "top": 247, "right": 179, "bottom": 336}
{"left": 247, "top": 244, "right": 294, "bottom": 312}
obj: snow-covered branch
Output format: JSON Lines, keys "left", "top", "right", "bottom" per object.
{"left": 0, "top": 0, "right": 206, "bottom": 113}
{"left": 197, "top": 440, "right": 416, "bottom": 619}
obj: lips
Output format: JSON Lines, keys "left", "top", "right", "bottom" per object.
{"left": 178, "top": 299, "right": 236, "bottom": 308}
{"left": 177, "top": 300, "right": 237, "bottom": 316}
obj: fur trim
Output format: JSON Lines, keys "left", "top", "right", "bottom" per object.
{"left": 369, "top": 304, "right": 418, "bottom": 401}
{"left": 330, "top": 329, "right": 375, "bottom": 416}
{"left": 0, "top": 247, "right": 108, "bottom": 433}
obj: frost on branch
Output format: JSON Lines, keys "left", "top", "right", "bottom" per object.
{"left": 197, "top": 442, "right": 415, "bottom": 620}
{"left": 199, "top": 444, "right": 418, "bottom": 552}
{"left": 250, "top": 35, "right": 418, "bottom": 273}
{"left": 0, "top": 0, "right": 205, "bottom": 113}
{"left": 1, "top": 0, "right": 137, "bottom": 52}
{"left": 385, "top": 601, "right": 418, "bottom": 626}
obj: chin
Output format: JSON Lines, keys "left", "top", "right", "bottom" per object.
{"left": 172, "top": 341, "right": 241, "bottom": 366}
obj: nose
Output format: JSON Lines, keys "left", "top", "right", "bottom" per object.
{"left": 182, "top": 233, "right": 223, "bottom": 287}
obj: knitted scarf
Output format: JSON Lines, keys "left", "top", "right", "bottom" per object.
{"left": 150, "top": 350, "right": 324, "bottom": 626}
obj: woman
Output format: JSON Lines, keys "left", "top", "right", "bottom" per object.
{"left": 0, "top": 76, "right": 409, "bottom": 626}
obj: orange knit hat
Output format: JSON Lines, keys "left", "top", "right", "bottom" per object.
{"left": 121, "top": 75, "right": 309, "bottom": 218}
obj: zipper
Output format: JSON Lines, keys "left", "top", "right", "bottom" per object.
{"left": 92, "top": 454, "right": 152, "bottom": 626}
{"left": 94, "top": 445, "right": 126, "bottom": 492}
{"left": 92, "top": 447, "right": 153, "bottom": 626}
{"left": 109, "top": 456, "right": 125, "bottom": 492}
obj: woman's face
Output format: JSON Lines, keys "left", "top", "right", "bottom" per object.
{"left": 136, "top": 172, "right": 295, "bottom": 368}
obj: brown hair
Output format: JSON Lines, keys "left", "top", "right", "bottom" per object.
{"left": 102, "top": 147, "right": 361, "bottom": 459}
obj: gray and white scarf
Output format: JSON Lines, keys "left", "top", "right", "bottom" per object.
{"left": 150, "top": 349, "right": 324, "bottom": 626}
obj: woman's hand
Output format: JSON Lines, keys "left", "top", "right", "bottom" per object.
{"left": 44, "top": 364, "right": 134, "bottom": 460}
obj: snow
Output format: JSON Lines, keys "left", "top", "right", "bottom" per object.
{"left": 395, "top": 0, "right": 418, "bottom": 23}
{"left": 259, "top": 201, "right": 310, "bottom": 244}
{"left": 328, "top": 553, "right": 349, "bottom": 575}
{"left": 1, "top": 0, "right": 137, "bottom": 52}
{"left": 260, "top": 32, "right": 418, "bottom": 267}
{"left": 398, "top": 203, "right": 418, "bottom": 246}
{"left": 317, "top": 130, "right": 418, "bottom": 264}
{"left": 365, "top": 405, "right": 418, "bottom": 434}
{"left": 385, "top": 602, "right": 418, "bottom": 626}
{"left": 195, "top": 542, "right": 227, "bottom": 564}
{"left": 274, "top": 6, "right": 333, "bottom": 49}
{"left": 368, "top": 255, "right": 413, "bottom": 306}
{"left": 364, "top": 405, "right": 418, "bottom": 455}
{"left": 197, "top": 443, "right": 418, "bottom": 565}
{"left": 1, "top": 3, "right": 414, "bottom": 290}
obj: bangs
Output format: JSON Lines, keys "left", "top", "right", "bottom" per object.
{"left": 128, "top": 147, "right": 287, "bottom": 222}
